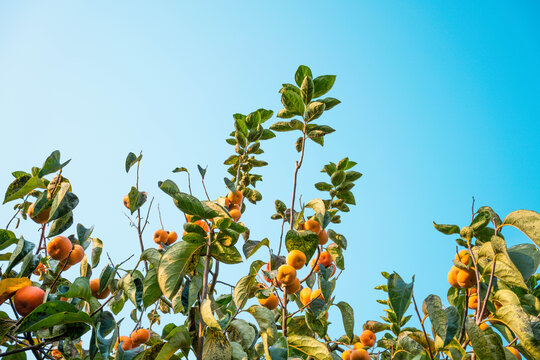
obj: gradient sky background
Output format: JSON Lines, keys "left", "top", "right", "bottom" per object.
{"left": 1, "top": 0, "right": 539, "bottom": 349}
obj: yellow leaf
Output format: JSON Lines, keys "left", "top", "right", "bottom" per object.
{"left": 0, "top": 278, "right": 32, "bottom": 305}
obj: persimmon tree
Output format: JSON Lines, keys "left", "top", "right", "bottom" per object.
{"left": 0, "top": 65, "right": 538, "bottom": 360}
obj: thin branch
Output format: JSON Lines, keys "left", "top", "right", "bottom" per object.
{"left": 201, "top": 177, "right": 211, "bottom": 202}
{"left": 50, "top": 247, "right": 74, "bottom": 290}
{"left": 157, "top": 203, "right": 164, "bottom": 230}
{"left": 90, "top": 290, "right": 119, "bottom": 317}
{"left": 140, "top": 197, "right": 154, "bottom": 234}
{"left": 282, "top": 284, "right": 288, "bottom": 337}
{"left": 198, "top": 230, "right": 213, "bottom": 360}
{"left": 209, "top": 261, "right": 219, "bottom": 295}
{"left": 300, "top": 247, "right": 321, "bottom": 283}
{"left": 458, "top": 290, "right": 469, "bottom": 343}
{"left": 412, "top": 294, "right": 434, "bottom": 360}
{"left": 277, "top": 218, "right": 286, "bottom": 256}
{"left": 289, "top": 126, "right": 307, "bottom": 230}
{"left": 477, "top": 257, "right": 496, "bottom": 323}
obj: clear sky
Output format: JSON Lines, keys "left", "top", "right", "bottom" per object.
{"left": 1, "top": 0, "right": 539, "bottom": 344}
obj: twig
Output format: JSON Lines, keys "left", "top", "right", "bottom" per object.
{"left": 157, "top": 203, "right": 164, "bottom": 230}
{"left": 90, "top": 290, "right": 119, "bottom": 317}
{"left": 209, "top": 261, "right": 219, "bottom": 295}
{"left": 300, "top": 248, "right": 321, "bottom": 283}
{"left": 0, "top": 335, "right": 62, "bottom": 359}
{"left": 282, "top": 285, "right": 288, "bottom": 337}
{"left": 277, "top": 218, "right": 286, "bottom": 256}
{"left": 50, "top": 247, "right": 74, "bottom": 290}
{"left": 412, "top": 294, "right": 434, "bottom": 360}
{"left": 201, "top": 176, "right": 211, "bottom": 202}
{"left": 140, "top": 197, "right": 154, "bottom": 234}
{"left": 458, "top": 290, "right": 469, "bottom": 343}
{"left": 289, "top": 125, "right": 307, "bottom": 230}
{"left": 477, "top": 258, "right": 496, "bottom": 323}
{"left": 197, "top": 230, "right": 213, "bottom": 359}
{"left": 471, "top": 196, "right": 475, "bottom": 222}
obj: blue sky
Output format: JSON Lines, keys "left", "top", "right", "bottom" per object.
{"left": 1, "top": 1, "right": 539, "bottom": 342}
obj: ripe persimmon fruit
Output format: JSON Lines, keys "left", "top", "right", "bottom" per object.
{"left": 131, "top": 328, "right": 151, "bottom": 346}
{"left": 457, "top": 268, "right": 476, "bottom": 288}
{"left": 318, "top": 229, "right": 328, "bottom": 245}
{"left": 300, "top": 288, "right": 312, "bottom": 306}
{"left": 341, "top": 349, "right": 353, "bottom": 360}
{"left": 285, "top": 278, "right": 301, "bottom": 294}
{"left": 276, "top": 264, "right": 297, "bottom": 286}
{"left": 67, "top": 244, "right": 85, "bottom": 265}
{"left": 258, "top": 293, "right": 278, "bottom": 310}
{"left": 304, "top": 219, "right": 321, "bottom": 234}
{"left": 123, "top": 195, "right": 130, "bottom": 209}
{"left": 350, "top": 349, "right": 370, "bottom": 360}
{"left": 47, "top": 236, "right": 73, "bottom": 261}
{"left": 153, "top": 229, "right": 168, "bottom": 244}
{"left": 318, "top": 251, "right": 333, "bottom": 268}
{"left": 28, "top": 203, "right": 50, "bottom": 224}
{"left": 227, "top": 190, "right": 243, "bottom": 205}
{"left": 115, "top": 336, "right": 133, "bottom": 351}
{"left": 310, "top": 289, "right": 324, "bottom": 302}
{"left": 447, "top": 266, "right": 460, "bottom": 288}
{"left": 13, "top": 286, "right": 45, "bottom": 316}
{"left": 90, "top": 278, "right": 110, "bottom": 300}
{"left": 166, "top": 231, "right": 178, "bottom": 245}
{"left": 455, "top": 249, "right": 470, "bottom": 265}
{"left": 229, "top": 205, "right": 241, "bottom": 222}
{"left": 287, "top": 250, "right": 306, "bottom": 270}
{"left": 506, "top": 347, "right": 521, "bottom": 360}
{"left": 360, "top": 329, "right": 376, "bottom": 347}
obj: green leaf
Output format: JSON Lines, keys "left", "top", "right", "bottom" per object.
{"left": 128, "top": 186, "right": 147, "bottom": 214}
{"left": 281, "top": 90, "right": 305, "bottom": 116}
{"left": 91, "top": 237, "right": 103, "bottom": 268}
{"left": 5, "top": 238, "right": 34, "bottom": 274}
{"left": 314, "top": 182, "right": 333, "bottom": 192}
{"left": 285, "top": 230, "right": 319, "bottom": 262}
{"left": 301, "top": 76, "right": 314, "bottom": 104}
{"left": 3, "top": 175, "right": 45, "bottom": 204}
{"left": 77, "top": 223, "right": 94, "bottom": 247}
{"left": 159, "top": 180, "right": 217, "bottom": 219}
{"left": 99, "top": 265, "right": 115, "bottom": 293}
{"left": 247, "top": 305, "right": 277, "bottom": 351}
{"left": 433, "top": 222, "right": 461, "bottom": 235}
{"left": 157, "top": 240, "right": 205, "bottom": 298}
{"left": 47, "top": 211, "right": 73, "bottom": 237}
{"left": 202, "top": 328, "right": 232, "bottom": 360}
{"left": 478, "top": 238, "right": 528, "bottom": 289}
{"left": 423, "top": 294, "right": 458, "bottom": 347}
{"left": 119, "top": 272, "right": 144, "bottom": 310}
{"left": 312, "top": 75, "right": 336, "bottom": 98}
{"left": 60, "top": 277, "right": 93, "bottom": 301}
{"left": 295, "top": 65, "right": 313, "bottom": 87}
{"left": 330, "top": 170, "right": 345, "bottom": 186}
{"left": 211, "top": 242, "right": 243, "bottom": 264}
{"left": 318, "top": 97, "right": 341, "bottom": 110}
{"left": 270, "top": 119, "right": 304, "bottom": 132}
{"left": 327, "top": 244, "right": 344, "bottom": 270}
{"left": 494, "top": 304, "right": 540, "bottom": 359}
{"left": 305, "top": 102, "right": 326, "bottom": 122}
{"left": 143, "top": 267, "right": 162, "bottom": 308}
{"left": 242, "top": 239, "right": 269, "bottom": 259}
{"left": 201, "top": 297, "right": 221, "bottom": 330}
{"left": 125, "top": 152, "right": 140, "bottom": 173}
{"left": 387, "top": 272, "right": 414, "bottom": 326}
{"left": 141, "top": 248, "right": 162, "bottom": 269}
{"left": 287, "top": 335, "right": 332, "bottom": 360}
{"left": 327, "top": 230, "right": 347, "bottom": 249}
{"left": 507, "top": 243, "right": 540, "bottom": 281}
{"left": 335, "top": 302, "right": 354, "bottom": 340}
{"left": 500, "top": 210, "right": 540, "bottom": 248}
{"left": 39, "top": 150, "right": 71, "bottom": 177}
{"left": 0, "top": 229, "right": 18, "bottom": 250}
{"left": 155, "top": 325, "right": 191, "bottom": 360}
{"left": 227, "top": 319, "right": 257, "bottom": 352}
{"left": 233, "top": 275, "right": 256, "bottom": 310}
{"left": 465, "top": 318, "right": 506, "bottom": 360}
{"left": 18, "top": 300, "right": 91, "bottom": 333}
